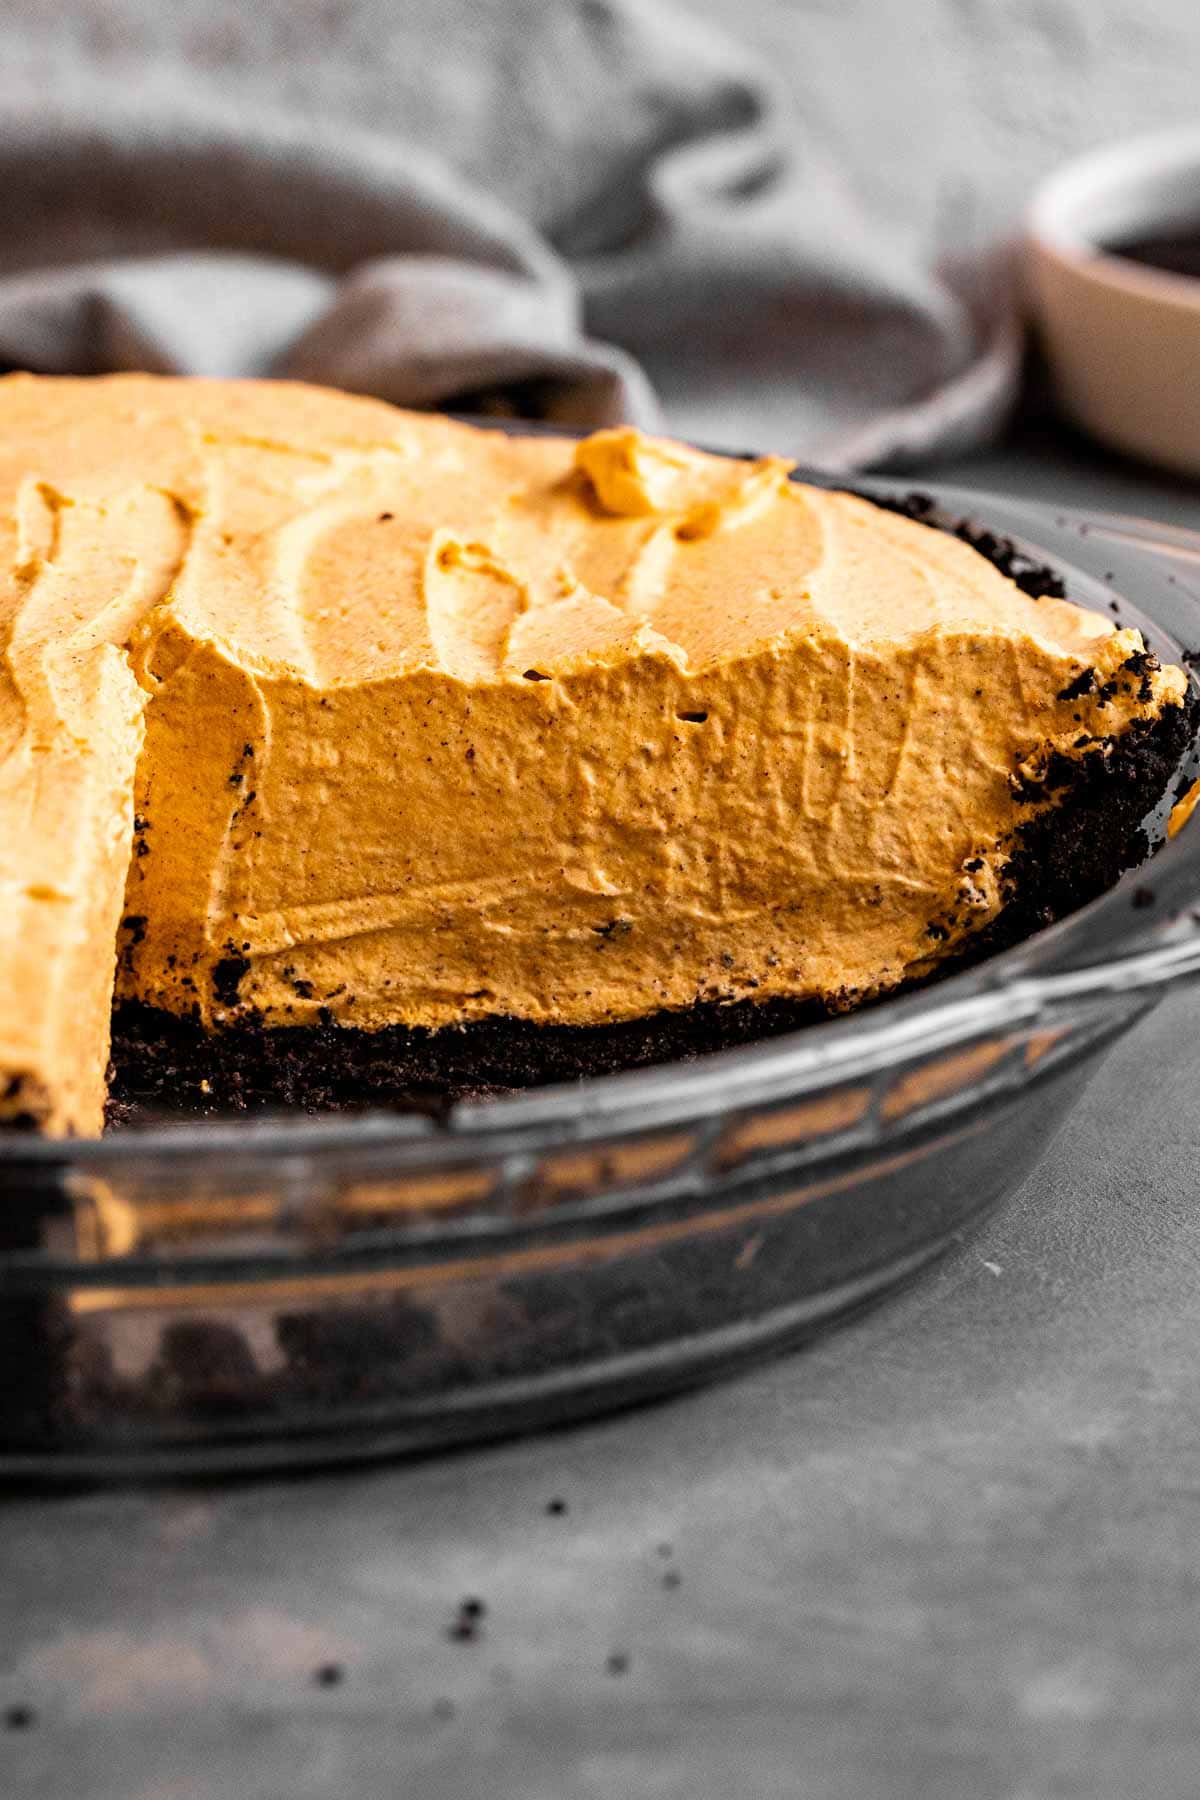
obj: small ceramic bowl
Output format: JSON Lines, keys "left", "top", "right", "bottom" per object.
{"left": 1028, "top": 129, "right": 1200, "bottom": 478}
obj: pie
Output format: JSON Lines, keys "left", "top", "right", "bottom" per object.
{"left": 0, "top": 375, "right": 1190, "bottom": 1134}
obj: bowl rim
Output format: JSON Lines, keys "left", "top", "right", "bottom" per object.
{"left": 4, "top": 466, "right": 1200, "bottom": 1170}
{"left": 1028, "top": 126, "right": 1200, "bottom": 307}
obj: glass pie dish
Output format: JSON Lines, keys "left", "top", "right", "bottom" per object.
{"left": 3, "top": 473, "right": 1200, "bottom": 1480}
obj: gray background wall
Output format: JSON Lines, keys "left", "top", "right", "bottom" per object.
{"left": 692, "top": 0, "right": 1200, "bottom": 252}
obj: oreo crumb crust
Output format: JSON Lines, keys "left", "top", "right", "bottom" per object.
{"left": 106, "top": 992, "right": 832, "bottom": 1124}
{"left": 100, "top": 495, "right": 1199, "bottom": 1129}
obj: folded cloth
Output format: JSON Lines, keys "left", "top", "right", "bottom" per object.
{"left": 0, "top": 0, "right": 1018, "bottom": 468}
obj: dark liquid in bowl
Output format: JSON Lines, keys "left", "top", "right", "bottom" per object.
{"left": 1108, "top": 224, "right": 1200, "bottom": 280}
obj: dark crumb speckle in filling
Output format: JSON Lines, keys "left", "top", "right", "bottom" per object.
{"left": 211, "top": 955, "right": 249, "bottom": 1009}
{"left": 1057, "top": 667, "right": 1096, "bottom": 703}
{"left": 593, "top": 917, "right": 632, "bottom": 941}
{"left": 1122, "top": 646, "right": 1160, "bottom": 704}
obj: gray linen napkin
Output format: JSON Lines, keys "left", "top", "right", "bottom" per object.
{"left": 0, "top": 0, "right": 1018, "bottom": 468}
